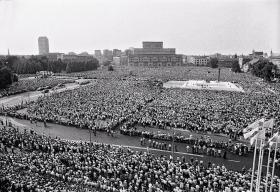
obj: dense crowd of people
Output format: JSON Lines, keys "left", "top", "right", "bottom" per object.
{"left": 1, "top": 125, "right": 280, "bottom": 192}
{"left": 123, "top": 127, "right": 249, "bottom": 157}
{"left": 1, "top": 66, "right": 280, "bottom": 191}
{"left": 1, "top": 67, "right": 278, "bottom": 139}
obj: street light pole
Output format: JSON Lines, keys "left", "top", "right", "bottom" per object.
{"left": 89, "top": 128, "right": 92, "bottom": 144}
{"left": 172, "top": 110, "right": 176, "bottom": 161}
{"left": 172, "top": 125, "right": 175, "bottom": 161}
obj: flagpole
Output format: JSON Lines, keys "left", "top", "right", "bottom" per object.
{"left": 265, "top": 145, "right": 272, "bottom": 192}
{"left": 251, "top": 138, "right": 258, "bottom": 192}
{"left": 256, "top": 139, "right": 263, "bottom": 192}
{"left": 270, "top": 141, "right": 278, "bottom": 192}
{"left": 258, "top": 140, "right": 264, "bottom": 192}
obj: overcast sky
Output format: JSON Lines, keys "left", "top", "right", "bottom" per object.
{"left": 0, "top": 0, "right": 279, "bottom": 55}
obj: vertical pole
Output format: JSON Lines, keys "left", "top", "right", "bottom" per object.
{"left": 90, "top": 128, "right": 92, "bottom": 144}
{"left": 258, "top": 141, "right": 264, "bottom": 192}
{"left": 251, "top": 139, "right": 258, "bottom": 192}
{"left": 270, "top": 141, "right": 278, "bottom": 192}
{"left": 256, "top": 139, "right": 263, "bottom": 192}
{"left": 218, "top": 68, "right": 221, "bottom": 82}
{"left": 265, "top": 145, "right": 272, "bottom": 192}
{"left": 172, "top": 110, "right": 175, "bottom": 162}
{"left": 172, "top": 126, "right": 175, "bottom": 162}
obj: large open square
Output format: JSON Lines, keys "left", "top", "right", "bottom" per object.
{"left": 163, "top": 80, "right": 245, "bottom": 92}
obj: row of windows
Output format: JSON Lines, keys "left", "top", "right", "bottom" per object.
{"left": 129, "top": 62, "right": 181, "bottom": 67}
{"left": 130, "top": 56, "right": 181, "bottom": 63}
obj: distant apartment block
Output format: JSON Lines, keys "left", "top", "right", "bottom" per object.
{"left": 38, "top": 36, "right": 49, "bottom": 55}
{"left": 113, "top": 49, "right": 122, "bottom": 57}
{"left": 103, "top": 49, "right": 113, "bottom": 61}
{"left": 189, "top": 56, "right": 209, "bottom": 66}
{"left": 58, "top": 53, "right": 94, "bottom": 62}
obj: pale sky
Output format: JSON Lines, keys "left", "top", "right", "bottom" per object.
{"left": 0, "top": 0, "right": 279, "bottom": 55}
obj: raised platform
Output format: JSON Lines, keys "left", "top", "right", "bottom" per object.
{"left": 163, "top": 80, "right": 244, "bottom": 92}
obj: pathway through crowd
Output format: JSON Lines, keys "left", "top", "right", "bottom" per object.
{"left": 1, "top": 115, "right": 278, "bottom": 176}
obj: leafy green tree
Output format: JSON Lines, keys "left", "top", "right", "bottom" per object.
{"left": 0, "top": 67, "right": 13, "bottom": 88}
{"left": 251, "top": 60, "right": 276, "bottom": 81}
{"left": 209, "top": 58, "right": 218, "bottom": 68}
{"left": 231, "top": 60, "right": 241, "bottom": 73}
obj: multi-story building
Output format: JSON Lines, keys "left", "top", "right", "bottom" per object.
{"left": 46, "top": 52, "right": 63, "bottom": 61}
{"left": 189, "top": 56, "right": 209, "bottom": 66}
{"left": 103, "top": 49, "right": 113, "bottom": 61}
{"left": 58, "top": 54, "right": 94, "bottom": 62}
{"left": 113, "top": 49, "right": 122, "bottom": 57}
{"left": 249, "top": 50, "right": 264, "bottom": 58}
{"left": 94, "top": 50, "right": 103, "bottom": 63}
{"left": 38, "top": 36, "right": 49, "bottom": 55}
{"left": 128, "top": 42, "right": 182, "bottom": 67}
{"left": 94, "top": 50, "right": 102, "bottom": 57}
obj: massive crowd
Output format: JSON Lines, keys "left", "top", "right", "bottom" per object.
{"left": 121, "top": 127, "right": 249, "bottom": 157}
{"left": 1, "top": 125, "right": 280, "bottom": 192}
{"left": 1, "top": 66, "right": 280, "bottom": 191}
{"left": 21, "top": 68, "right": 280, "bottom": 138}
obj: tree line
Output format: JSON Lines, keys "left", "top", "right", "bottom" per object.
{"left": 0, "top": 55, "right": 99, "bottom": 89}
{"left": 0, "top": 57, "right": 18, "bottom": 89}
{"left": 3, "top": 55, "right": 99, "bottom": 74}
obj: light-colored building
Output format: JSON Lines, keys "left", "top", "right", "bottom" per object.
{"left": 103, "top": 49, "right": 113, "bottom": 61}
{"left": 128, "top": 41, "right": 182, "bottom": 67}
{"left": 38, "top": 36, "right": 49, "bottom": 55}
{"left": 189, "top": 56, "right": 209, "bottom": 66}
{"left": 113, "top": 49, "right": 122, "bottom": 57}
{"left": 94, "top": 50, "right": 102, "bottom": 57}
{"left": 58, "top": 54, "right": 94, "bottom": 62}
{"left": 113, "top": 57, "right": 121, "bottom": 65}
{"left": 46, "top": 52, "right": 63, "bottom": 61}
{"left": 249, "top": 50, "right": 264, "bottom": 58}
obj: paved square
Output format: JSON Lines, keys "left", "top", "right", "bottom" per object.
{"left": 163, "top": 80, "right": 244, "bottom": 92}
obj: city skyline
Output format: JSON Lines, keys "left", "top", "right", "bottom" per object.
{"left": 0, "top": 0, "right": 279, "bottom": 55}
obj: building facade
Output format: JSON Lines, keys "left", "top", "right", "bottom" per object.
{"left": 103, "top": 49, "right": 113, "bottom": 61}
{"left": 58, "top": 54, "right": 94, "bottom": 62}
{"left": 189, "top": 56, "right": 209, "bottom": 66}
{"left": 128, "top": 42, "right": 182, "bottom": 67}
{"left": 113, "top": 49, "right": 122, "bottom": 57}
{"left": 38, "top": 36, "right": 49, "bottom": 55}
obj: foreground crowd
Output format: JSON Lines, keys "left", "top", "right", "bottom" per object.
{"left": 1, "top": 126, "right": 280, "bottom": 192}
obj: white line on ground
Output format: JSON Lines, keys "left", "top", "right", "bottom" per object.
{"left": 227, "top": 160, "right": 241, "bottom": 163}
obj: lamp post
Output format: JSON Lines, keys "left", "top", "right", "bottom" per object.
{"left": 172, "top": 110, "right": 176, "bottom": 161}
{"left": 89, "top": 127, "right": 92, "bottom": 144}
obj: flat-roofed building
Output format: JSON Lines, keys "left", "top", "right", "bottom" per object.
{"left": 128, "top": 41, "right": 182, "bottom": 67}
{"left": 189, "top": 56, "right": 209, "bottom": 66}
{"left": 38, "top": 36, "right": 49, "bottom": 55}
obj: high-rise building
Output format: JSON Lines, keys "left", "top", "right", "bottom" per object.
{"left": 38, "top": 36, "right": 49, "bottom": 55}
{"left": 113, "top": 49, "right": 122, "bottom": 57}
{"left": 94, "top": 50, "right": 102, "bottom": 57}
{"left": 103, "top": 49, "right": 113, "bottom": 61}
